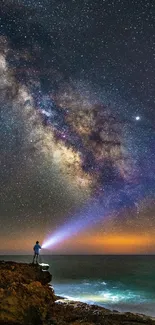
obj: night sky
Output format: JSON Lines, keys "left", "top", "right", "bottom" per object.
{"left": 0, "top": 0, "right": 155, "bottom": 254}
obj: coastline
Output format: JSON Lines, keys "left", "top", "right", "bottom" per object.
{"left": 54, "top": 296, "right": 155, "bottom": 321}
{"left": 0, "top": 260, "right": 155, "bottom": 325}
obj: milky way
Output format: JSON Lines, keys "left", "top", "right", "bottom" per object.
{"left": 0, "top": 0, "right": 155, "bottom": 253}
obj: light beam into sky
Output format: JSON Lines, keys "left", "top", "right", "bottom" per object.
{"left": 42, "top": 180, "right": 155, "bottom": 249}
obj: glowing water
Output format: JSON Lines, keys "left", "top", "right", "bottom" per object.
{"left": 51, "top": 255, "right": 155, "bottom": 317}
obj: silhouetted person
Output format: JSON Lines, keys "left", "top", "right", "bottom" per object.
{"left": 33, "top": 241, "right": 41, "bottom": 264}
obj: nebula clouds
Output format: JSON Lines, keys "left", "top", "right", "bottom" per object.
{"left": 1, "top": 0, "right": 155, "bottom": 253}
{"left": 0, "top": 35, "right": 132, "bottom": 238}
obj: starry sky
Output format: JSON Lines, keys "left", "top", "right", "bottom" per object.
{"left": 0, "top": 0, "right": 155, "bottom": 254}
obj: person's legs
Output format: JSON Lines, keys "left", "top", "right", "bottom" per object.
{"left": 33, "top": 253, "right": 36, "bottom": 263}
{"left": 36, "top": 253, "right": 39, "bottom": 264}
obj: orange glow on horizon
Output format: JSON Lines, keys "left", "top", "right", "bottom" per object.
{"left": 62, "top": 233, "right": 154, "bottom": 254}
{"left": 0, "top": 232, "right": 155, "bottom": 255}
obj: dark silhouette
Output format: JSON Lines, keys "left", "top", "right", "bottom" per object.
{"left": 33, "top": 241, "right": 41, "bottom": 264}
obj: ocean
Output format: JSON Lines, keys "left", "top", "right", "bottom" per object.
{"left": 1, "top": 255, "right": 155, "bottom": 317}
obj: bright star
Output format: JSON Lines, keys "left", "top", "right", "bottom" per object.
{"left": 41, "top": 109, "right": 51, "bottom": 117}
{"left": 135, "top": 116, "right": 140, "bottom": 121}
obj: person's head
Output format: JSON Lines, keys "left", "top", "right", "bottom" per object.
{"left": 36, "top": 241, "right": 39, "bottom": 244}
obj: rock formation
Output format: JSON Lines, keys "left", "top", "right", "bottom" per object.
{"left": 0, "top": 261, "right": 55, "bottom": 325}
{"left": 0, "top": 260, "right": 155, "bottom": 325}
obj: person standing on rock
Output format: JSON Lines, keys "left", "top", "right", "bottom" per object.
{"left": 33, "top": 241, "right": 41, "bottom": 264}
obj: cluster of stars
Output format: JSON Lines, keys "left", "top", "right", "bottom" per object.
{"left": 0, "top": 0, "right": 155, "bottom": 252}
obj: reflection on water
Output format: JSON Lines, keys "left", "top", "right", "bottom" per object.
{"left": 54, "top": 281, "right": 155, "bottom": 317}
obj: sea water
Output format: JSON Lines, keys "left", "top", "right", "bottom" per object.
{"left": 1, "top": 255, "right": 155, "bottom": 317}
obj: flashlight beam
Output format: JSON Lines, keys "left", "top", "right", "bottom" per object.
{"left": 42, "top": 180, "right": 155, "bottom": 249}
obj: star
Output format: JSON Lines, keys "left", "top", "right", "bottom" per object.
{"left": 135, "top": 116, "right": 141, "bottom": 121}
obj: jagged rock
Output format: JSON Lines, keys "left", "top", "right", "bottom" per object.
{"left": 53, "top": 299, "right": 155, "bottom": 325}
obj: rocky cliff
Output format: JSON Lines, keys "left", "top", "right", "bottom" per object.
{"left": 0, "top": 261, "right": 55, "bottom": 325}
{"left": 0, "top": 261, "right": 154, "bottom": 325}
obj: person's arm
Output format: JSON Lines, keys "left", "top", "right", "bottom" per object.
{"left": 39, "top": 245, "right": 41, "bottom": 249}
